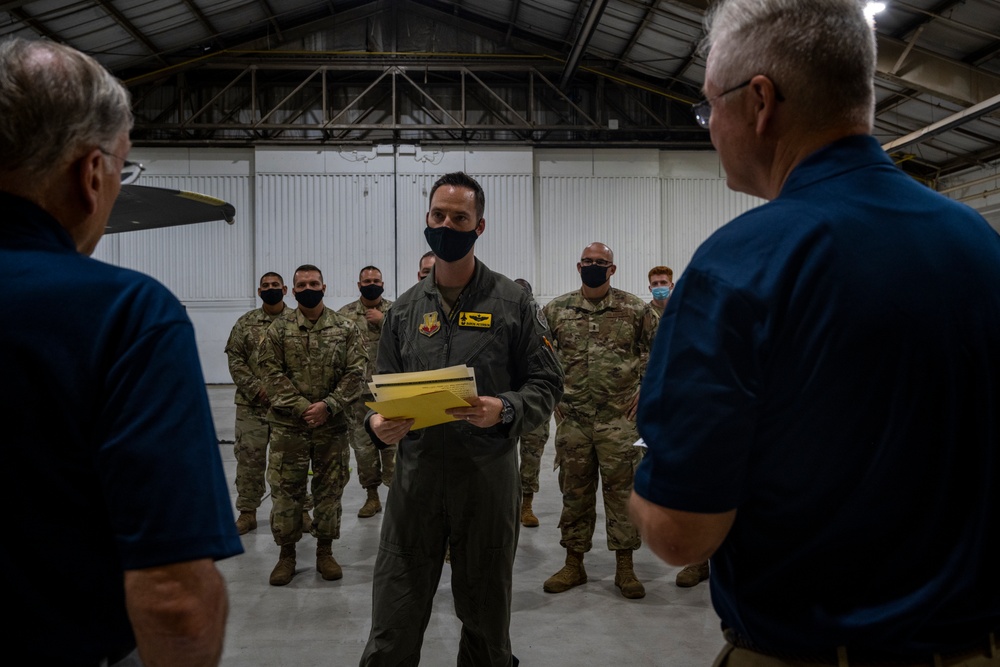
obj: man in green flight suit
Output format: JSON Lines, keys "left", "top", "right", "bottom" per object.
{"left": 360, "top": 172, "right": 563, "bottom": 667}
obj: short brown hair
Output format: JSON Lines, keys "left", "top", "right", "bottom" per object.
{"left": 648, "top": 266, "right": 673, "bottom": 282}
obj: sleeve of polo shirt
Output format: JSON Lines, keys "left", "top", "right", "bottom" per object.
{"left": 96, "top": 282, "right": 242, "bottom": 569}
{"left": 633, "top": 267, "right": 764, "bottom": 515}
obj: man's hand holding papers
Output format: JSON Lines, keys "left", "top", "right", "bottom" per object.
{"left": 368, "top": 365, "right": 502, "bottom": 443}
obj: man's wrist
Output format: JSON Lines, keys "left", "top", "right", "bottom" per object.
{"left": 498, "top": 396, "right": 515, "bottom": 425}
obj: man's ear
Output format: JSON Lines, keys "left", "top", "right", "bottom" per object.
{"left": 750, "top": 74, "right": 780, "bottom": 137}
{"left": 76, "top": 148, "right": 107, "bottom": 216}
{"left": 476, "top": 218, "right": 486, "bottom": 236}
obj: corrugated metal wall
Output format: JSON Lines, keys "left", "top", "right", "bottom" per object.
{"left": 662, "top": 178, "right": 762, "bottom": 281}
{"left": 539, "top": 176, "right": 661, "bottom": 299}
{"left": 94, "top": 174, "right": 251, "bottom": 300}
{"left": 255, "top": 173, "right": 396, "bottom": 300}
{"left": 107, "top": 145, "right": 748, "bottom": 382}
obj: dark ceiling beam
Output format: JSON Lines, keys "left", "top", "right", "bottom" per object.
{"left": 504, "top": 0, "right": 522, "bottom": 46}
{"left": 10, "top": 7, "right": 64, "bottom": 42}
{"left": 965, "top": 40, "right": 1000, "bottom": 67}
{"left": 93, "top": 0, "right": 166, "bottom": 64}
{"left": 0, "top": 1, "right": 33, "bottom": 11}
{"left": 891, "top": 0, "right": 964, "bottom": 39}
{"left": 614, "top": 0, "right": 659, "bottom": 72}
{"left": 559, "top": 0, "right": 611, "bottom": 89}
{"left": 178, "top": 0, "right": 219, "bottom": 38}
{"left": 257, "top": 0, "right": 284, "bottom": 42}
{"left": 882, "top": 92, "right": 1000, "bottom": 152}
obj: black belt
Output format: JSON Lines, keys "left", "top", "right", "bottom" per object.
{"left": 723, "top": 628, "right": 999, "bottom": 666}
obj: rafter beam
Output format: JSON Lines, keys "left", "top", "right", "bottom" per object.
{"left": 891, "top": 0, "right": 964, "bottom": 39}
{"left": 94, "top": 0, "right": 166, "bottom": 64}
{"left": 559, "top": 0, "right": 611, "bottom": 89}
{"left": 504, "top": 0, "right": 522, "bottom": 45}
{"left": 257, "top": 0, "right": 284, "bottom": 42}
{"left": 877, "top": 35, "right": 1000, "bottom": 107}
{"left": 615, "top": 0, "right": 659, "bottom": 72}
{"left": 881, "top": 92, "right": 1000, "bottom": 152}
{"left": 178, "top": 0, "right": 219, "bottom": 38}
{"left": 10, "top": 7, "right": 63, "bottom": 42}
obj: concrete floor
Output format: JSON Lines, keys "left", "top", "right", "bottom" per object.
{"left": 207, "top": 384, "right": 723, "bottom": 666}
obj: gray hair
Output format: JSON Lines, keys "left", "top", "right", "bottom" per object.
{"left": 703, "top": 0, "right": 875, "bottom": 130}
{"left": 0, "top": 38, "right": 132, "bottom": 178}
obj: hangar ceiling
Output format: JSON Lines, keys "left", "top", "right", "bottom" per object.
{"left": 3, "top": 0, "right": 1000, "bottom": 184}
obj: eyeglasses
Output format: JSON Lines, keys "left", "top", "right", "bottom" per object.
{"left": 99, "top": 148, "right": 145, "bottom": 185}
{"left": 692, "top": 79, "right": 751, "bottom": 128}
{"left": 580, "top": 258, "right": 612, "bottom": 267}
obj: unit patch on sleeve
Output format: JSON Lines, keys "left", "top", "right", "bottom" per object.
{"left": 458, "top": 311, "right": 493, "bottom": 328}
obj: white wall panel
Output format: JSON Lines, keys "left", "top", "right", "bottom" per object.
{"left": 255, "top": 172, "right": 396, "bottom": 309}
{"left": 392, "top": 157, "right": 534, "bottom": 293}
{"left": 94, "top": 174, "right": 251, "bottom": 301}
{"left": 662, "top": 178, "right": 762, "bottom": 279}
{"left": 538, "top": 176, "right": 661, "bottom": 301}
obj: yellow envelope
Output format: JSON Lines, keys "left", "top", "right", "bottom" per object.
{"left": 366, "top": 390, "right": 472, "bottom": 431}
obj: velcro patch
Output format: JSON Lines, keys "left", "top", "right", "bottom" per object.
{"left": 458, "top": 311, "right": 492, "bottom": 328}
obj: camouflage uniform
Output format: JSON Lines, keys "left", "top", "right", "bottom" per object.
{"left": 225, "top": 305, "right": 285, "bottom": 512}
{"left": 543, "top": 288, "right": 658, "bottom": 552}
{"left": 337, "top": 297, "right": 396, "bottom": 489}
{"left": 519, "top": 419, "right": 550, "bottom": 494}
{"left": 257, "top": 306, "right": 367, "bottom": 544}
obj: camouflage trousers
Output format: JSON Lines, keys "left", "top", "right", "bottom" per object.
{"left": 234, "top": 404, "right": 269, "bottom": 511}
{"left": 554, "top": 414, "right": 643, "bottom": 552}
{"left": 267, "top": 422, "right": 349, "bottom": 545}
{"left": 518, "top": 417, "right": 551, "bottom": 494}
{"left": 347, "top": 399, "right": 396, "bottom": 489}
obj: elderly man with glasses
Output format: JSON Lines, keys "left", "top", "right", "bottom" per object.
{"left": 541, "top": 242, "right": 658, "bottom": 599}
{"left": 0, "top": 38, "right": 241, "bottom": 666}
{"left": 630, "top": 0, "right": 1000, "bottom": 664}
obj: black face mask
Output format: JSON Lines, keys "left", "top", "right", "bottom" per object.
{"left": 424, "top": 225, "right": 479, "bottom": 263}
{"left": 580, "top": 264, "right": 610, "bottom": 288}
{"left": 294, "top": 288, "right": 324, "bottom": 309}
{"left": 359, "top": 284, "right": 384, "bottom": 301}
{"left": 259, "top": 288, "right": 284, "bottom": 306}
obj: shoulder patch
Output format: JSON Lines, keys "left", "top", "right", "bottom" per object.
{"left": 535, "top": 302, "right": 548, "bottom": 329}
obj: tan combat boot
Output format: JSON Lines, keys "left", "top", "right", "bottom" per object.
{"left": 358, "top": 486, "right": 382, "bottom": 518}
{"left": 675, "top": 560, "right": 710, "bottom": 588}
{"left": 520, "top": 493, "right": 539, "bottom": 528}
{"left": 316, "top": 539, "right": 343, "bottom": 581}
{"left": 269, "top": 544, "right": 296, "bottom": 586}
{"left": 235, "top": 511, "right": 257, "bottom": 535}
{"left": 615, "top": 549, "right": 646, "bottom": 599}
{"left": 543, "top": 549, "right": 587, "bottom": 593}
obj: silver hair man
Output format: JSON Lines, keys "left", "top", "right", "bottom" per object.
{"left": 0, "top": 38, "right": 132, "bottom": 254}
{"left": 631, "top": 0, "right": 1000, "bottom": 663}
{"left": 1, "top": 38, "right": 242, "bottom": 667}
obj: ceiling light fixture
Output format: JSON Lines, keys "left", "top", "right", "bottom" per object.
{"left": 864, "top": 2, "right": 887, "bottom": 27}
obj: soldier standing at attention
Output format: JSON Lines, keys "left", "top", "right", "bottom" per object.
{"left": 338, "top": 265, "right": 394, "bottom": 518}
{"left": 226, "top": 272, "right": 287, "bottom": 534}
{"left": 543, "top": 242, "right": 658, "bottom": 599}
{"left": 257, "top": 264, "right": 368, "bottom": 586}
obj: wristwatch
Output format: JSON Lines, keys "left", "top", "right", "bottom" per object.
{"left": 498, "top": 396, "right": 515, "bottom": 425}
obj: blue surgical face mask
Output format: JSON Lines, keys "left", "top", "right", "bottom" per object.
{"left": 652, "top": 286, "right": 671, "bottom": 301}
